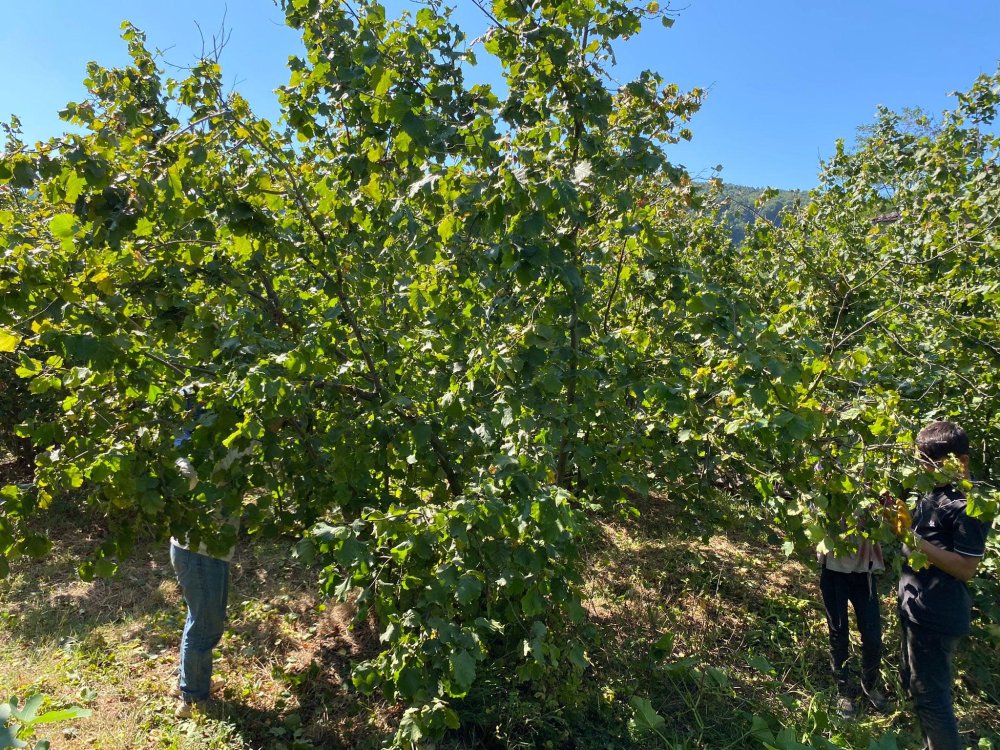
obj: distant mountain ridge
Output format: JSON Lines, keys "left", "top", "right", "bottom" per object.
{"left": 708, "top": 183, "right": 809, "bottom": 244}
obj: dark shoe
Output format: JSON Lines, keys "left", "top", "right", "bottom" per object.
{"left": 862, "top": 685, "right": 888, "bottom": 713}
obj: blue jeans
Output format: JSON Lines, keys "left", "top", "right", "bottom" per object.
{"left": 900, "top": 616, "right": 962, "bottom": 750}
{"left": 170, "top": 543, "right": 230, "bottom": 701}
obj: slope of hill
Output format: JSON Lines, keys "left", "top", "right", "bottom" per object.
{"left": 707, "top": 183, "right": 810, "bottom": 244}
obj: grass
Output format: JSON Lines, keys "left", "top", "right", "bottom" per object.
{"left": 0, "top": 509, "right": 392, "bottom": 749}
{"left": 1, "top": 488, "right": 998, "bottom": 749}
{"left": 568, "top": 492, "right": 1000, "bottom": 750}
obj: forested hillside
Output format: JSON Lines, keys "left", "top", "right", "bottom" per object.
{"left": 1, "top": 1, "right": 998, "bottom": 748}
{"left": 708, "top": 183, "right": 809, "bottom": 244}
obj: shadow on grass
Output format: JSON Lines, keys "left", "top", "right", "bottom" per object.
{"left": 2, "top": 542, "right": 176, "bottom": 652}
{"left": 580, "top": 493, "right": 856, "bottom": 743}
{"left": 208, "top": 693, "right": 390, "bottom": 750}
{"left": 577, "top": 491, "right": 1000, "bottom": 748}
{"left": 2, "top": 526, "right": 393, "bottom": 749}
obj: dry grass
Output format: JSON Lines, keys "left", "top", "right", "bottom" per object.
{"left": 2, "top": 490, "right": 997, "bottom": 750}
{"left": 0, "top": 520, "right": 393, "bottom": 750}
{"left": 577, "top": 492, "right": 1000, "bottom": 749}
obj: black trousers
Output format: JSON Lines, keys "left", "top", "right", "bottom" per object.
{"left": 819, "top": 567, "right": 882, "bottom": 693}
{"left": 900, "top": 616, "right": 963, "bottom": 750}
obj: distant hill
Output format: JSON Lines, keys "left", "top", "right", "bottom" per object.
{"left": 704, "top": 183, "right": 810, "bottom": 245}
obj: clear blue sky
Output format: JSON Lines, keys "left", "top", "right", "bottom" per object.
{"left": 2, "top": 1, "right": 998, "bottom": 189}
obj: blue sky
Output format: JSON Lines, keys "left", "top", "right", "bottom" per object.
{"left": 2, "top": 1, "right": 998, "bottom": 189}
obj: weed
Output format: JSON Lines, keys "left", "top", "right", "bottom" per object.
{"left": 2, "top": 489, "right": 997, "bottom": 748}
{"left": 1, "top": 694, "right": 91, "bottom": 750}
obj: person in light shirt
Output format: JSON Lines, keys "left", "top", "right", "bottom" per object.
{"left": 169, "top": 390, "right": 249, "bottom": 719}
{"left": 818, "top": 532, "right": 887, "bottom": 718}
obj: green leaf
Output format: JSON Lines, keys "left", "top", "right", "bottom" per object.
{"left": 12, "top": 161, "right": 34, "bottom": 188}
{"left": 567, "top": 642, "right": 589, "bottom": 670}
{"left": 167, "top": 167, "right": 183, "bottom": 198}
{"left": 396, "top": 664, "right": 424, "bottom": 700}
{"left": 520, "top": 587, "right": 545, "bottom": 617}
{"left": 15, "top": 356, "right": 42, "bottom": 378}
{"left": 867, "top": 733, "right": 899, "bottom": 750}
{"left": 437, "top": 215, "right": 458, "bottom": 243}
{"left": 651, "top": 632, "right": 674, "bottom": 659}
{"left": 0, "top": 329, "right": 21, "bottom": 352}
{"left": 396, "top": 708, "right": 424, "bottom": 746}
{"left": 455, "top": 574, "right": 482, "bottom": 606}
{"left": 629, "top": 696, "right": 665, "bottom": 734}
{"left": 133, "top": 217, "right": 154, "bottom": 237}
{"left": 706, "top": 666, "right": 730, "bottom": 688}
{"left": 747, "top": 654, "right": 775, "bottom": 675}
{"left": 374, "top": 67, "right": 395, "bottom": 97}
{"left": 32, "top": 706, "right": 93, "bottom": 725}
{"left": 14, "top": 694, "right": 43, "bottom": 723}
{"left": 0, "top": 724, "right": 27, "bottom": 749}
{"left": 49, "top": 213, "right": 79, "bottom": 239}
{"left": 750, "top": 715, "right": 775, "bottom": 743}
{"left": 394, "top": 130, "right": 413, "bottom": 154}
{"left": 64, "top": 171, "right": 87, "bottom": 204}
{"left": 93, "top": 558, "right": 117, "bottom": 578}
{"left": 774, "top": 727, "right": 812, "bottom": 750}
{"left": 449, "top": 650, "right": 476, "bottom": 693}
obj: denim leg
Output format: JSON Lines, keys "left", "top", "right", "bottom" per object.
{"left": 848, "top": 573, "right": 882, "bottom": 690}
{"left": 819, "top": 567, "right": 851, "bottom": 693}
{"left": 170, "top": 543, "right": 230, "bottom": 701}
{"left": 901, "top": 618, "right": 962, "bottom": 750}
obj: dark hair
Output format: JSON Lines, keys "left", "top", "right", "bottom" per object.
{"left": 916, "top": 421, "right": 969, "bottom": 463}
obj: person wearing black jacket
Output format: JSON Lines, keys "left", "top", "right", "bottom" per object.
{"left": 897, "top": 421, "right": 992, "bottom": 750}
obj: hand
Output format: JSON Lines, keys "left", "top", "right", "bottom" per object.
{"left": 175, "top": 456, "right": 199, "bottom": 490}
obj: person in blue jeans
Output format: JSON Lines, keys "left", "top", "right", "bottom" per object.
{"left": 170, "top": 394, "right": 243, "bottom": 719}
{"left": 170, "top": 538, "right": 233, "bottom": 717}
{"left": 897, "top": 421, "right": 992, "bottom": 750}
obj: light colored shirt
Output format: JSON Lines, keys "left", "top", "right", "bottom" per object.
{"left": 169, "top": 446, "right": 250, "bottom": 562}
{"left": 820, "top": 538, "right": 885, "bottom": 574}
